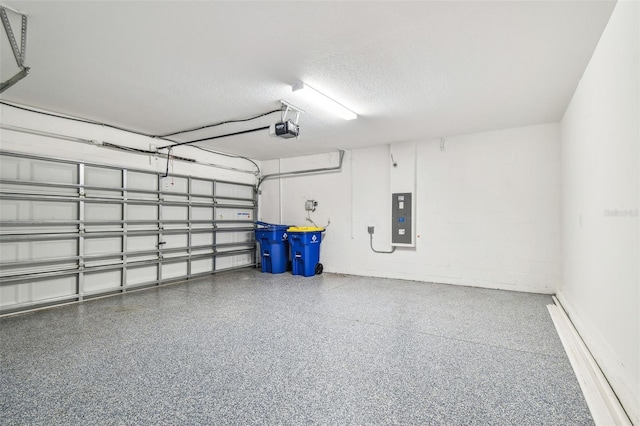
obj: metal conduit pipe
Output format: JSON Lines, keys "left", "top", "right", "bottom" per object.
{"left": 257, "top": 150, "right": 345, "bottom": 190}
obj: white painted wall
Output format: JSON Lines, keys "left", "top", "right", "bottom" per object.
{"left": 558, "top": 1, "right": 639, "bottom": 423}
{"left": 259, "top": 123, "right": 561, "bottom": 294}
{"left": 390, "top": 141, "right": 417, "bottom": 247}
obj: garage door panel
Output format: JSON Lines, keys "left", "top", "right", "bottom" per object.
{"left": 127, "top": 172, "right": 157, "bottom": 192}
{"left": 216, "top": 256, "right": 235, "bottom": 270}
{"left": 216, "top": 182, "right": 253, "bottom": 199}
{"left": 128, "top": 254, "right": 158, "bottom": 263}
{"left": 32, "top": 239, "right": 77, "bottom": 260}
{"left": 32, "top": 201, "right": 78, "bottom": 221}
{"left": 192, "top": 233, "right": 213, "bottom": 247}
{"left": 191, "top": 196, "right": 213, "bottom": 205}
{"left": 127, "top": 204, "right": 158, "bottom": 230}
{"left": 84, "top": 270, "right": 122, "bottom": 292}
{"left": 216, "top": 207, "right": 253, "bottom": 222}
{"left": 0, "top": 200, "right": 78, "bottom": 221}
{"left": 0, "top": 282, "right": 34, "bottom": 307}
{"left": 85, "top": 237, "right": 121, "bottom": 256}
{"left": 0, "top": 157, "right": 21, "bottom": 179}
{"left": 84, "top": 259, "right": 122, "bottom": 268}
{"left": 1, "top": 152, "right": 256, "bottom": 314}
{"left": 191, "top": 179, "right": 213, "bottom": 196}
{"left": 161, "top": 176, "right": 187, "bottom": 193}
{"left": 4, "top": 182, "right": 77, "bottom": 197}
{"left": 162, "top": 233, "right": 188, "bottom": 249}
{"left": 0, "top": 284, "right": 20, "bottom": 306}
{"left": 85, "top": 203, "right": 122, "bottom": 221}
{"left": 85, "top": 167, "right": 121, "bottom": 187}
{"left": 126, "top": 265, "right": 157, "bottom": 286}
{"left": 128, "top": 235, "right": 157, "bottom": 252}
{"left": 164, "top": 250, "right": 188, "bottom": 259}
{"left": 0, "top": 199, "right": 21, "bottom": 221}
{"left": 86, "top": 189, "right": 122, "bottom": 199}
{"left": 217, "top": 231, "right": 253, "bottom": 244}
{"left": 32, "top": 276, "right": 77, "bottom": 301}
{"left": 192, "top": 207, "right": 213, "bottom": 221}
{"left": 0, "top": 240, "right": 77, "bottom": 266}
{"left": 191, "top": 258, "right": 213, "bottom": 275}
{"left": 161, "top": 261, "right": 187, "bottom": 280}
{"left": 0, "top": 242, "right": 21, "bottom": 262}
{"left": 31, "top": 161, "right": 77, "bottom": 185}
{"left": 127, "top": 192, "right": 158, "bottom": 202}
{"left": 162, "top": 206, "right": 187, "bottom": 221}
{"left": 85, "top": 167, "right": 122, "bottom": 199}
{"left": 215, "top": 253, "right": 252, "bottom": 269}
{"left": 191, "top": 248, "right": 214, "bottom": 256}
{"left": 128, "top": 204, "right": 157, "bottom": 221}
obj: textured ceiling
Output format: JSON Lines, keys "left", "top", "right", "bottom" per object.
{"left": 0, "top": 1, "right": 615, "bottom": 160}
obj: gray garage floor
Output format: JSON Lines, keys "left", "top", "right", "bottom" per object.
{"left": 0, "top": 270, "right": 592, "bottom": 425}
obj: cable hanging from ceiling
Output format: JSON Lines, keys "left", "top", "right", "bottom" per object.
{"left": 0, "top": 100, "right": 279, "bottom": 175}
{"left": 155, "top": 126, "right": 271, "bottom": 150}
{"left": 157, "top": 108, "right": 281, "bottom": 138}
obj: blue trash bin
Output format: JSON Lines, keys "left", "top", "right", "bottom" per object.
{"left": 287, "top": 227, "right": 325, "bottom": 277}
{"left": 255, "top": 222, "right": 289, "bottom": 274}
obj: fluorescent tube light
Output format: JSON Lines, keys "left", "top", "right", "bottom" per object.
{"left": 292, "top": 82, "right": 357, "bottom": 120}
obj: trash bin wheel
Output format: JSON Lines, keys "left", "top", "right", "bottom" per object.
{"left": 315, "top": 263, "right": 323, "bottom": 275}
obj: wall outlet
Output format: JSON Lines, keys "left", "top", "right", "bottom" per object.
{"left": 368, "top": 226, "right": 375, "bottom": 235}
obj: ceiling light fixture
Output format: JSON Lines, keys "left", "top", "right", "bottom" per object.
{"left": 292, "top": 82, "right": 357, "bottom": 121}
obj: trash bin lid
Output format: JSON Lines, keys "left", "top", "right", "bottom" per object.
{"left": 287, "top": 226, "right": 325, "bottom": 232}
{"left": 256, "top": 221, "right": 289, "bottom": 230}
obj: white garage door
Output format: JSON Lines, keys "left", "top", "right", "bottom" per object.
{"left": 0, "top": 151, "right": 256, "bottom": 314}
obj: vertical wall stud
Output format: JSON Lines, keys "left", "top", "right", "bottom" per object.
{"left": 157, "top": 174, "right": 163, "bottom": 285}
{"left": 211, "top": 181, "right": 218, "bottom": 272}
{"left": 187, "top": 176, "right": 192, "bottom": 279}
{"left": 77, "top": 163, "right": 85, "bottom": 300}
{"left": 122, "top": 169, "right": 128, "bottom": 292}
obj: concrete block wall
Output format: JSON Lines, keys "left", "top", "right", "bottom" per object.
{"left": 259, "top": 123, "right": 561, "bottom": 294}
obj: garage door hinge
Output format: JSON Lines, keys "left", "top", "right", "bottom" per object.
{"left": 78, "top": 224, "right": 85, "bottom": 233}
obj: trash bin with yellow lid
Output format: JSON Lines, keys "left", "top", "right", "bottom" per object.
{"left": 287, "top": 226, "right": 325, "bottom": 277}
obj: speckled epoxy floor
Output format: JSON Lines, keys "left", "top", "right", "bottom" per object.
{"left": 1, "top": 270, "right": 592, "bottom": 425}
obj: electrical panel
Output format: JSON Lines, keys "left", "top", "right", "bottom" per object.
{"left": 391, "top": 192, "right": 413, "bottom": 246}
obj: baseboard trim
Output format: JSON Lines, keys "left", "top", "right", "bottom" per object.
{"left": 547, "top": 296, "right": 631, "bottom": 425}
